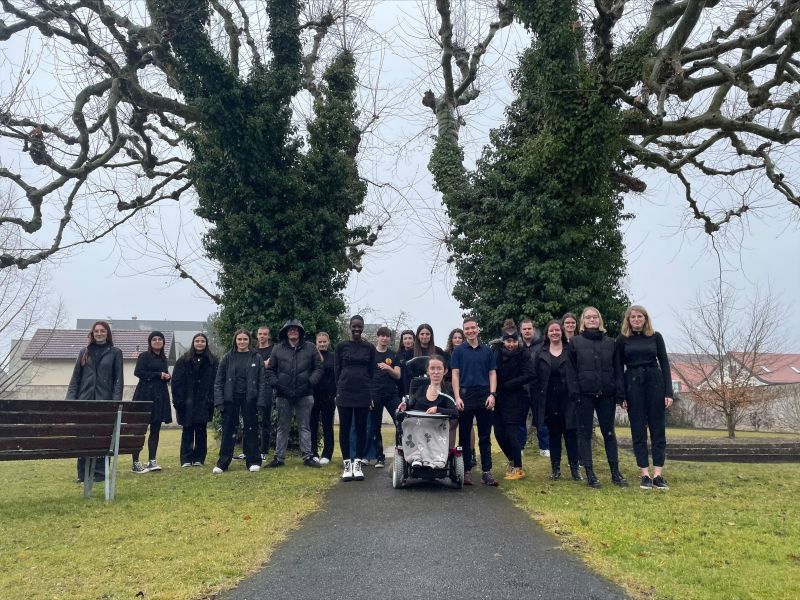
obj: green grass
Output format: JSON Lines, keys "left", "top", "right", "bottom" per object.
{"left": 503, "top": 442, "right": 800, "bottom": 600}
{"left": 0, "top": 429, "right": 339, "bottom": 600}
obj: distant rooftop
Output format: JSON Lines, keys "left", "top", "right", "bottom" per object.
{"left": 76, "top": 318, "right": 206, "bottom": 332}
{"left": 23, "top": 329, "right": 175, "bottom": 360}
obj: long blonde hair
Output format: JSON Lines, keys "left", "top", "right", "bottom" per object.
{"left": 620, "top": 305, "right": 655, "bottom": 337}
{"left": 578, "top": 306, "right": 606, "bottom": 333}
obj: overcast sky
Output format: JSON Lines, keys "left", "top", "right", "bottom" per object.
{"left": 6, "top": 2, "right": 800, "bottom": 351}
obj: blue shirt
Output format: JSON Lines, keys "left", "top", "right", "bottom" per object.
{"left": 450, "top": 341, "right": 496, "bottom": 388}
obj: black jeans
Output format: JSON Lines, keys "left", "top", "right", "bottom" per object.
{"left": 370, "top": 393, "right": 400, "bottom": 461}
{"left": 180, "top": 423, "right": 208, "bottom": 465}
{"left": 626, "top": 366, "right": 667, "bottom": 467}
{"left": 494, "top": 410, "right": 522, "bottom": 468}
{"left": 134, "top": 421, "right": 162, "bottom": 463}
{"left": 217, "top": 394, "right": 261, "bottom": 470}
{"left": 339, "top": 406, "right": 369, "bottom": 461}
{"left": 76, "top": 457, "right": 105, "bottom": 482}
{"left": 259, "top": 402, "right": 273, "bottom": 456}
{"left": 576, "top": 394, "right": 619, "bottom": 470}
{"left": 310, "top": 391, "right": 336, "bottom": 460}
{"left": 546, "top": 413, "right": 578, "bottom": 468}
{"left": 458, "top": 387, "right": 494, "bottom": 472}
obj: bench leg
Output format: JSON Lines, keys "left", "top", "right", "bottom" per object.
{"left": 104, "top": 456, "right": 111, "bottom": 501}
{"left": 83, "top": 458, "right": 95, "bottom": 499}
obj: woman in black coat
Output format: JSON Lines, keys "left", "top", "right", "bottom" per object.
{"left": 335, "top": 315, "right": 375, "bottom": 482}
{"left": 171, "top": 333, "right": 218, "bottom": 467}
{"left": 311, "top": 331, "right": 337, "bottom": 465}
{"left": 66, "top": 320, "right": 124, "bottom": 483}
{"left": 532, "top": 321, "right": 581, "bottom": 481}
{"left": 494, "top": 330, "right": 533, "bottom": 481}
{"left": 132, "top": 331, "right": 172, "bottom": 473}
{"left": 616, "top": 305, "right": 674, "bottom": 490}
{"left": 567, "top": 306, "right": 627, "bottom": 488}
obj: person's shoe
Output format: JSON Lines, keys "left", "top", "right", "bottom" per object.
{"left": 585, "top": 468, "right": 602, "bottom": 488}
{"left": 235, "top": 452, "right": 246, "bottom": 460}
{"left": 411, "top": 458, "right": 422, "bottom": 468}
{"left": 375, "top": 458, "right": 385, "bottom": 468}
{"left": 504, "top": 467, "right": 524, "bottom": 481}
{"left": 640, "top": 475, "right": 653, "bottom": 489}
{"left": 550, "top": 466, "right": 562, "bottom": 480}
{"left": 265, "top": 458, "right": 285, "bottom": 468}
{"left": 260, "top": 453, "right": 268, "bottom": 461}
{"left": 505, "top": 461, "right": 514, "bottom": 476}
{"left": 609, "top": 463, "right": 628, "bottom": 487}
{"left": 539, "top": 449, "right": 550, "bottom": 458}
{"left": 319, "top": 457, "right": 330, "bottom": 465}
{"left": 212, "top": 466, "right": 224, "bottom": 474}
{"left": 353, "top": 459, "right": 365, "bottom": 481}
{"left": 248, "top": 464, "right": 261, "bottom": 472}
{"left": 569, "top": 462, "right": 584, "bottom": 481}
{"left": 481, "top": 471, "right": 499, "bottom": 487}
{"left": 131, "top": 461, "right": 149, "bottom": 474}
{"left": 192, "top": 462, "right": 203, "bottom": 467}
{"left": 342, "top": 459, "right": 353, "bottom": 481}
{"left": 147, "top": 460, "right": 162, "bottom": 472}
{"left": 652, "top": 475, "right": 669, "bottom": 490}
{"left": 181, "top": 462, "right": 192, "bottom": 468}
{"left": 463, "top": 470, "right": 473, "bottom": 486}
{"left": 303, "top": 457, "right": 321, "bottom": 468}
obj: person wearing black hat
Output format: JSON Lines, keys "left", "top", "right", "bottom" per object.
{"left": 132, "top": 331, "right": 172, "bottom": 473}
{"left": 494, "top": 329, "right": 534, "bottom": 480}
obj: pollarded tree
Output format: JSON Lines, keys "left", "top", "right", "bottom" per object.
{"left": 0, "top": 0, "right": 378, "bottom": 340}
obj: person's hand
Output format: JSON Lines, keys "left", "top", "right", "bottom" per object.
{"left": 622, "top": 400, "right": 628, "bottom": 410}
{"left": 455, "top": 398, "right": 464, "bottom": 411}
{"left": 161, "top": 372, "right": 171, "bottom": 381}
{"left": 377, "top": 362, "right": 391, "bottom": 371}
{"left": 263, "top": 360, "right": 269, "bottom": 368}
{"left": 665, "top": 397, "right": 673, "bottom": 408}
{"left": 426, "top": 406, "right": 438, "bottom": 414}
{"left": 370, "top": 399, "right": 375, "bottom": 410}
{"left": 485, "top": 395, "right": 495, "bottom": 410}
{"left": 397, "top": 401, "right": 406, "bottom": 413}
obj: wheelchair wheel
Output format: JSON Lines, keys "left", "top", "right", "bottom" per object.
{"left": 392, "top": 451, "right": 405, "bottom": 489}
{"left": 451, "top": 454, "right": 464, "bottom": 489}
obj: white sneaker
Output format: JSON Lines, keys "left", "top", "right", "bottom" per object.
{"left": 147, "top": 459, "right": 162, "bottom": 472}
{"left": 260, "top": 453, "right": 268, "bottom": 461}
{"left": 312, "top": 456, "right": 320, "bottom": 463}
{"left": 411, "top": 459, "right": 422, "bottom": 468}
{"left": 353, "top": 458, "right": 365, "bottom": 481}
{"left": 539, "top": 449, "right": 550, "bottom": 458}
{"left": 181, "top": 462, "right": 192, "bottom": 468}
{"left": 212, "top": 466, "right": 224, "bottom": 474}
{"left": 319, "top": 457, "right": 330, "bottom": 465}
{"left": 342, "top": 459, "right": 353, "bottom": 481}
{"left": 249, "top": 464, "right": 260, "bottom": 472}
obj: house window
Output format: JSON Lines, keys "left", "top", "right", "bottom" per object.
{"left": 672, "top": 381, "right": 681, "bottom": 393}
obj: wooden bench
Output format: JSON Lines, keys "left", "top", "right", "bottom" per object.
{"left": 0, "top": 399, "right": 152, "bottom": 500}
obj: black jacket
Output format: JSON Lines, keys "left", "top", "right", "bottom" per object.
{"left": 214, "top": 349, "right": 269, "bottom": 407}
{"left": 335, "top": 339, "right": 376, "bottom": 408}
{"left": 403, "top": 383, "right": 458, "bottom": 417}
{"left": 494, "top": 346, "right": 534, "bottom": 417}
{"left": 66, "top": 344, "right": 124, "bottom": 401}
{"left": 255, "top": 345, "right": 274, "bottom": 406}
{"left": 171, "top": 351, "right": 218, "bottom": 425}
{"left": 265, "top": 320, "right": 323, "bottom": 399}
{"left": 313, "top": 349, "right": 337, "bottom": 398}
{"left": 615, "top": 331, "right": 674, "bottom": 398}
{"left": 567, "top": 330, "right": 624, "bottom": 403}
{"left": 133, "top": 351, "right": 173, "bottom": 424}
{"left": 531, "top": 345, "right": 577, "bottom": 429}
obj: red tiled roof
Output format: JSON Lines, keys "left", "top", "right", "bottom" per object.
{"left": 669, "top": 353, "right": 718, "bottom": 390}
{"left": 22, "top": 329, "right": 175, "bottom": 360}
{"left": 730, "top": 352, "right": 800, "bottom": 385}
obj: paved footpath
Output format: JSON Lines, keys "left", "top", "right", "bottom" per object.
{"left": 222, "top": 464, "right": 629, "bottom": 600}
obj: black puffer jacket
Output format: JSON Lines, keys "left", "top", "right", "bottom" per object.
{"left": 567, "top": 330, "right": 624, "bottom": 402}
{"left": 171, "top": 351, "right": 218, "bottom": 425}
{"left": 531, "top": 345, "right": 577, "bottom": 429}
{"left": 314, "top": 349, "right": 337, "bottom": 398}
{"left": 265, "top": 320, "right": 323, "bottom": 399}
{"left": 133, "top": 351, "right": 173, "bottom": 424}
{"left": 66, "top": 344, "right": 124, "bottom": 401}
{"left": 214, "top": 349, "right": 268, "bottom": 407}
{"left": 494, "top": 345, "right": 534, "bottom": 418}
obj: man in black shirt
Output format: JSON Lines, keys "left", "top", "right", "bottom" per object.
{"left": 370, "top": 326, "right": 401, "bottom": 468}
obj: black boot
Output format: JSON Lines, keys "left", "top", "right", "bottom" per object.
{"left": 610, "top": 462, "right": 628, "bottom": 487}
{"left": 585, "top": 467, "right": 602, "bottom": 488}
{"left": 550, "top": 464, "right": 561, "bottom": 480}
{"left": 569, "top": 461, "right": 584, "bottom": 481}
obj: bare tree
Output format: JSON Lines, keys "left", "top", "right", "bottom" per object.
{"left": 676, "top": 282, "right": 784, "bottom": 437}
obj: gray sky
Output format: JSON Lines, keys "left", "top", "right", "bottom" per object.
{"left": 7, "top": 2, "right": 800, "bottom": 351}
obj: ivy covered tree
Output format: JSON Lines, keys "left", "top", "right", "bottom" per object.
{"left": 0, "top": 0, "right": 374, "bottom": 341}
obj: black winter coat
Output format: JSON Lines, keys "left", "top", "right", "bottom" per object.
{"left": 66, "top": 344, "right": 124, "bottom": 401}
{"left": 171, "top": 352, "right": 218, "bottom": 425}
{"left": 494, "top": 346, "right": 534, "bottom": 418}
{"left": 133, "top": 351, "right": 173, "bottom": 424}
{"left": 335, "top": 339, "right": 376, "bottom": 408}
{"left": 531, "top": 345, "right": 577, "bottom": 429}
{"left": 567, "top": 330, "right": 624, "bottom": 402}
{"left": 314, "top": 350, "right": 337, "bottom": 398}
{"left": 214, "top": 349, "right": 269, "bottom": 408}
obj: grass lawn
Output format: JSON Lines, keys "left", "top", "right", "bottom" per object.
{"left": 0, "top": 428, "right": 339, "bottom": 600}
{"left": 503, "top": 437, "right": 800, "bottom": 600}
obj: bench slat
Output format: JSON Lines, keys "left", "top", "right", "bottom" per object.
{"left": 0, "top": 411, "right": 151, "bottom": 425}
{"left": 0, "top": 447, "right": 143, "bottom": 461}
{"left": 0, "top": 435, "right": 145, "bottom": 452}
{"left": 0, "top": 399, "right": 152, "bottom": 413}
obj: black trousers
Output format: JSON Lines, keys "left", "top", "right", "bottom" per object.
{"left": 76, "top": 457, "right": 105, "bottom": 482}
{"left": 339, "top": 406, "right": 369, "bottom": 461}
{"left": 458, "top": 388, "right": 494, "bottom": 472}
{"left": 370, "top": 393, "right": 400, "bottom": 461}
{"left": 545, "top": 412, "right": 578, "bottom": 468}
{"left": 626, "top": 366, "right": 667, "bottom": 467}
{"left": 133, "top": 422, "right": 162, "bottom": 463}
{"left": 576, "top": 394, "right": 619, "bottom": 470}
{"left": 259, "top": 403, "right": 273, "bottom": 456}
{"left": 494, "top": 410, "right": 523, "bottom": 468}
{"left": 180, "top": 423, "right": 208, "bottom": 465}
{"left": 310, "top": 391, "right": 336, "bottom": 460}
{"left": 217, "top": 394, "right": 260, "bottom": 470}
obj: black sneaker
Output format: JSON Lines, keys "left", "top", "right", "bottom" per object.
{"left": 374, "top": 458, "right": 385, "bottom": 469}
{"left": 303, "top": 457, "right": 321, "bottom": 469}
{"left": 481, "top": 471, "right": 499, "bottom": 487}
{"left": 265, "top": 458, "right": 285, "bottom": 468}
{"left": 640, "top": 475, "right": 653, "bottom": 489}
{"left": 652, "top": 475, "right": 669, "bottom": 490}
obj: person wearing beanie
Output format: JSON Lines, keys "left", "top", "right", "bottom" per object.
{"left": 132, "top": 331, "right": 173, "bottom": 473}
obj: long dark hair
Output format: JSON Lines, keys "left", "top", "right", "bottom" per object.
{"left": 445, "top": 328, "right": 464, "bottom": 354}
{"left": 231, "top": 328, "right": 252, "bottom": 350}
{"left": 80, "top": 320, "right": 113, "bottom": 366}
{"left": 413, "top": 323, "right": 435, "bottom": 358}
{"left": 182, "top": 332, "right": 217, "bottom": 364}
{"left": 396, "top": 329, "right": 414, "bottom": 353}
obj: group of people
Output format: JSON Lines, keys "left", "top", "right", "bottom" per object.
{"left": 66, "top": 304, "right": 674, "bottom": 491}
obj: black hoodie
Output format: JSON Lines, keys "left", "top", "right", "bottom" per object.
{"left": 265, "top": 319, "right": 323, "bottom": 399}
